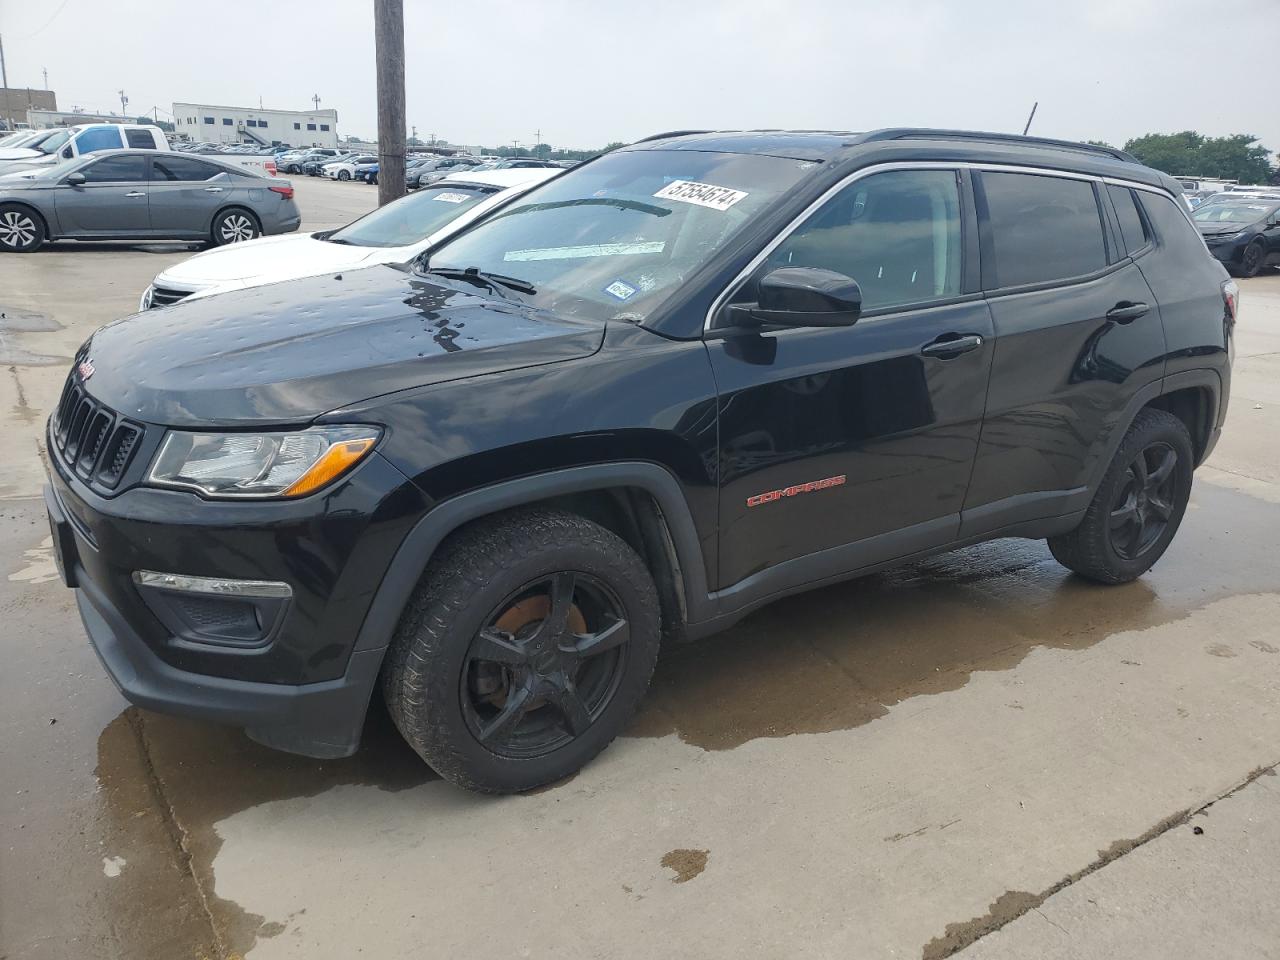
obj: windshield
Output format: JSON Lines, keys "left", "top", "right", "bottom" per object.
{"left": 424, "top": 148, "right": 815, "bottom": 323}
{"left": 328, "top": 183, "right": 496, "bottom": 247}
{"left": 33, "top": 130, "right": 70, "bottom": 154}
{"left": 1192, "top": 202, "right": 1277, "bottom": 224}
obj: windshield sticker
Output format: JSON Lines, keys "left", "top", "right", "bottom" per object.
{"left": 432, "top": 192, "right": 472, "bottom": 203}
{"left": 653, "top": 179, "right": 748, "bottom": 211}
{"left": 603, "top": 280, "right": 638, "bottom": 301}
{"left": 504, "top": 241, "right": 666, "bottom": 262}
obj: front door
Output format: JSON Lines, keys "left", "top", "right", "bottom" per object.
{"left": 53, "top": 154, "right": 150, "bottom": 237}
{"left": 707, "top": 167, "right": 994, "bottom": 592}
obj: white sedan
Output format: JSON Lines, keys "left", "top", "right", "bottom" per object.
{"left": 322, "top": 155, "right": 378, "bottom": 180}
{"left": 140, "top": 168, "right": 557, "bottom": 309}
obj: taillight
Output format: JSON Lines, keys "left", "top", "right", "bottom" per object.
{"left": 1222, "top": 278, "right": 1239, "bottom": 323}
{"left": 265, "top": 160, "right": 277, "bottom": 176}
{"left": 270, "top": 185, "right": 294, "bottom": 200}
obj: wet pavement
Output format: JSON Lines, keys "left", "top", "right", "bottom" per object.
{"left": 2, "top": 189, "right": 1279, "bottom": 959}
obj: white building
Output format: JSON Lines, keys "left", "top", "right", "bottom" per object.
{"left": 171, "top": 102, "right": 339, "bottom": 148}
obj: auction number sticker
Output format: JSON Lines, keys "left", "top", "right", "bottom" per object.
{"left": 603, "top": 280, "right": 638, "bottom": 301}
{"left": 433, "top": 192, "right": 471, "bottom": 203}
{"left": 653, "top": 179, "right": 748, "bottom": 211}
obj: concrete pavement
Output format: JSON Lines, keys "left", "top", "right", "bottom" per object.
{"left": 2, "top": 181, "right": 1280, "bottom": 959}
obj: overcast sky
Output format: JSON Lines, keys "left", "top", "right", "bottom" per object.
{"left": 2, "top": 0, "right": 1276, "bottom": 154}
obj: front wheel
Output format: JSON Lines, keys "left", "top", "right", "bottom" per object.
{"left": 1236, "top": 240, "right": 1267, "bottom": 278}
{"left": 0, "top": 204, "right": 45, "bottom": 252}
{"left": 338, "top": 170, "right": 351, "bottom": 181}
{"left": 211, "top": 208, "right": 261, "bottom": 245}
{"left": 1048, "top": 408, "right": 1194, "bottom": 584}
{"left": 382, "top": 509, "right": 661, "bottom": 794}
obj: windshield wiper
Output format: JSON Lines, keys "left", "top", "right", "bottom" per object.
{"left": 423, "top": 265, "right": 537, "bottom": 296}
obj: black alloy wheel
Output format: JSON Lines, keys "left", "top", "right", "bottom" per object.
{"left": 1241, "top": 241, "right": 1266, "bottom": 278}
{"left": 1107, "top": 441, "right": 1177, "bottom": 561}
{"left": 461, "top": 572, "right": 629, "bottom": 758}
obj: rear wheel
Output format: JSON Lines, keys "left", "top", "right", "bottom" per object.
{"left": 1048, "top": 408, "right": 1194, "bottom": 583}
{"left": 211, "top": 208, "right": 261, "bottom": 245}
{"left": 338, "top": 169, "right": 351, "bottom": 181}
{"left": 0, "top": 204, "right": 45, "bottom": 252}
{"left": 1237, "top": 240, "right": 1267, "bottom": 278}
{"left": 382, "top": 509, "right": 661, "bottom": 794}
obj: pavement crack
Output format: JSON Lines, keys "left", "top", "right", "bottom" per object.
{"left": 125, "top": 709, "right": 229, "bottom": 959}
{"left": 920, "top": 759, "right": 1280, "bottom": 959}
{"left": 1034, "top": 907, "right": 1069, "bottom": 937}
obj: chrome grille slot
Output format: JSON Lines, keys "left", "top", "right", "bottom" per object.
{"left": 51, "top": 369, "right": 146, "bottom": 491}
{"left": 148, "top": 285, "right": 190, "bottom": 308}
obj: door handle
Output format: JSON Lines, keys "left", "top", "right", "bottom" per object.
{"left": 123, "top": 191, "right": 146, "bottom": 198}
{"left": 1106, "top": 301, "right": 1149, "bottom": 324}
{"left": 920, "top": 333, "right": 984, "bottom": 359}
{"left": 204, "top": 186, "right": 224, "bottom": 193}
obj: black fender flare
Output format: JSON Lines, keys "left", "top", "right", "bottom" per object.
{"left": 1085, "top": 368, "right": 1223, "bottom": 493}
{"left": 351, "top": 462, "right": 712, "bottom": 654}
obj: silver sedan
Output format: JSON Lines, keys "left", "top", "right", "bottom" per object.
{"left": 0, "top": 149, "right": 300, "bottom": 252}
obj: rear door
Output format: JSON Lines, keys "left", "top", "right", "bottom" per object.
{"left": 708, "top": 167, "right": 995, "bottom": 590}
{"left": 148, "top": 155, "right": 228, "bottom": 236}
{"left": 960, "top": 169, "right": 1164, "bottom": 537}
{"left": 52, "top": 154, "right": 151, "bottom": 236}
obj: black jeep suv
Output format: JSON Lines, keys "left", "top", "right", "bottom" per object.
{"left": 45, "top": 129, "right": 1236, "bottom": 793}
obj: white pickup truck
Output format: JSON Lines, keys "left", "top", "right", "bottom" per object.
{"left": 0, "top": 124, "right": 278, "bottom": 177}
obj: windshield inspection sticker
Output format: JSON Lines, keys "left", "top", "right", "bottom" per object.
{"left": 653, "top": 179, "right": 748, "bottom": 211}
{"left": 432, "top": 192, "right": 471, "bottom": 203}
{"left": 603, "top": 280, "right": 638, "bottom": 301}
{"left": 504, "top": 241, "right": 666, "bottom": 262}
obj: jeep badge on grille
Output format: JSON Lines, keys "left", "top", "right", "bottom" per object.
{"left": 77, "top": 359, "right": 95, "bottom": 381}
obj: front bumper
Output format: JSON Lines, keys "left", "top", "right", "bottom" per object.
{"left": 1204, "top": 236, "right": 1245, "bottom": 264}
{"left": 45, "top": 427, "right": 429, "bottom": 757}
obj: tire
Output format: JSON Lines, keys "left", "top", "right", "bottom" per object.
{"left": 1048, "top": 408, "right": 1194, "bottom": 584}
{"left": 0, "top": 203, "right": 45, "bottom": 252}
{"left": 211, "top": 208, "right": 261, "bottom": 246}
{"left": 286, "top": 164, "right": 301, "bottom": 175}
{"left": 338, "top": 169, "right": 350, "bottom": 181}
{"left": 1236, "top": 240, "right": 1267, "bottom": 279}
{"left": 382, "top": 508, "right": 661, "bottom": 794}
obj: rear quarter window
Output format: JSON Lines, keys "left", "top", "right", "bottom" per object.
{"left": 979, "top": 171, "right": 1107, "bottom": 288}
{"left": 1140, "top": 191, "right": 1212, "bottom": 262}
{"left": 1108, "top": 185, "right": 1151, "bottom": 254}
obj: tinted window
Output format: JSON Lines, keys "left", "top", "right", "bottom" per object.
{"left": 1143, "top": 192, "right": 1219, "bottom": 260}
{"left": 981, "top": 172, "right": 1106, "bottom": 287}
{"left": 222, "top": 118, "right": 233, "bottom": 126}
{"left": 1109, "top": 185, "right": 1150, "bottom": 254}
{"left": 204, "top": 117, "right": 214, "bottom": 124}
{"left": 75, "top": 127, "right": 124, "bottom": 153}
{"left": 154, "top": 156, "right": 218, "bottom": 181}
{"left": 124, "top": 129, "right": 155, "bottom": 149}
{"left": 307, "top": 124, "right": 317, "bottom": 131}
{"left": 764, "top": 169, "right": 963, "bottom": 312}
{"left": 79, "top": 155, "right": 148, "bottom": 183}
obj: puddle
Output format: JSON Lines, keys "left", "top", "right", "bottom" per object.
{"left": 0, "top": 307, "right": 67, "bottom": 366}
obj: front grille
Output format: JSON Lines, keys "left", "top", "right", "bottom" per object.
{"left": 148, "top": 285, "right": 190, "bottom": 308}
{"left": 53, "top": 372, "right": 145, "bottom": 490}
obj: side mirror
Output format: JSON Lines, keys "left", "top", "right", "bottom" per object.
{"left": 65, "top": 172, "right": 87, "bottom": 186}
{"left": 61, "top": 146, "right": 73, "bottom": 159}
{"left": 728, "top": 267, "right": 862, "bottom": 328}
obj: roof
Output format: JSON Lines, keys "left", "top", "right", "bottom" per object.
{"left": 625, "top": 127, "right": 1174, "bottom": 192}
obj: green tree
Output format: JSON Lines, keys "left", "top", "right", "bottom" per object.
{"left": 1123, "top": 131, "right": 1275, "bottom": 183}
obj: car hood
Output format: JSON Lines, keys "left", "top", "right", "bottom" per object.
{"left": 0, "top": 147, "right": 42, "bottom": 161}
{"left": 80, "top": 265, "right": 605, "bottom": 427}
{"left": 156, "top": 233, "right": 385, "bottom": 285}
{"left": 1196, "top": 222, "right": 1251, "bottom": 237}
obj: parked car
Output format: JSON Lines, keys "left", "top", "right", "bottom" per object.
{"left": 0, "top": 149, "right": 298, "bottom": 252}
{"left": 45, "top": 129, "right": 1234, "bottom": 794}
{"left": 0, "top": 123, "right": 170, "bottom": 173}
{"left": 305, "top": 152, "right": 353, "bottom": 176}
{"left": 282, "top": 149, "right": 341, "bottom": 175}
{"left": 354, "top": 161, "right": 379, "bottom": 184}
{"left": 1191, "top": 197, "right": 1280, "bottom": 277}
{"left": 140, "top": 168, "right": 557, "bottom": 307}
{"left": 323, "top": 155, "right": 378, "bottom": 180}
{"left": 406, "top": 156, "right": 481, "bottom": 189}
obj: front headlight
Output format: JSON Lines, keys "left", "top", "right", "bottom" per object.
{"left": 147, "top": 426, "right": 380, "bottom": 499}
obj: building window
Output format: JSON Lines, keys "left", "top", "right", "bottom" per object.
{"left": 203, "top": 117, "right": 214, "bottom": 124}
{"left": 222, "top": 118, "right": 233, "bottom": 126}
{"left": 293, "top": 122, "right": 300, "bottom": 130}
{"left": 258, "top": 120, "right": 267, "bottom": 128}
{"left": 307, "top": 123, "right": 316, "bottom": 131}
{"left": 319, "top": 124, "right": 330, "bottom": 132}
{"left": 245, "top": 120, "right": 256, "bottom": 128}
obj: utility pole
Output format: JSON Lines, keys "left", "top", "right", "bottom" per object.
{"left": 312, "top": 93, "right": 321, "bottom": 111}
{"left": 118, "top": 89, "right": 129, "bottom": 118}
{"left": 43, "top": 67, "right": 49, "bottom": 90}
{"left": 0, "top": 35, "right": 9, "bottom": 129}
{"left": 373, "top": 0, "right": 406, "bottom": 204}
{"left": 535, "top": 128, "right": 541, "bottom": 156}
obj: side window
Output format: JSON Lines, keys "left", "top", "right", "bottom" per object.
{"left": 980, "top": 171, "right": 1106, "bottom": 288}
{"left": 125, "top": 129, "right": 155, "bottom": 149}
{"left": 1138, "top": 192, "right": 1210, "bottom": 261}
{"left": 78, "top": 155, "right": 148, "bottom": 183}
{"left": 153, "top": 156, "right": 217, "bottom": 181}
{"left": 1108, "top": 185, "right": 1151, "bottom": 255}
{"left": 760, "top": 169, "right": 963, "bottom": 313}
{"left": 74, "top": 127, "right": 124, "bottom": 153}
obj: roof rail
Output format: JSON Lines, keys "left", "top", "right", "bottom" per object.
{"left": 857, "top": 128, "right": 1137, "bottom": 163}
{"left": 634, "top": 129, "right": 714, "bottom": 144}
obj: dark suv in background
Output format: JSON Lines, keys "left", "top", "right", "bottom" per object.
{"left": 45, "top": 129, "right": 1235, "bottom": 793}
